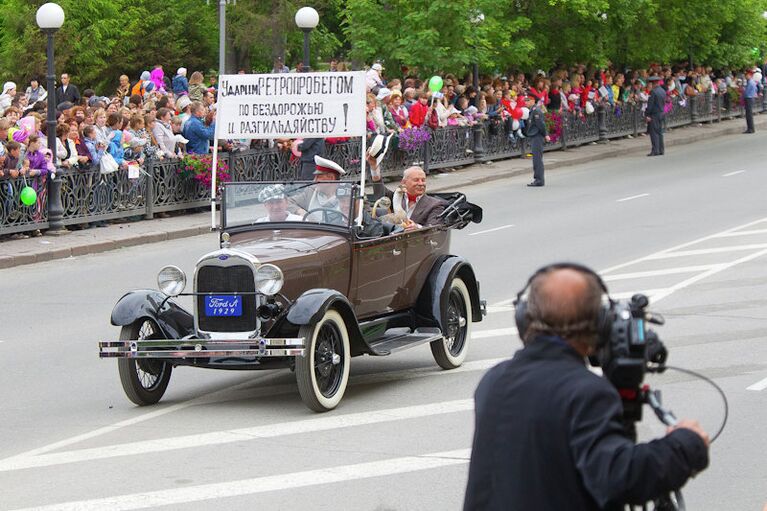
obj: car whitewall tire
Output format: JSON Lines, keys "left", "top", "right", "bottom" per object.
{"left": 296, "top": 309, "right": 351, "bottom": 412}
{"left": 430, "top": 277, "right": 472, "bottom": 369}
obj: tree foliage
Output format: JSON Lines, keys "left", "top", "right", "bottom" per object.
{"left": 1, "top": 0, "right": 766, "bottom": 94}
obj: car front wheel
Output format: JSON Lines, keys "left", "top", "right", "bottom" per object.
{"left": 295, "top": 309, "right": 351, "bottom": 412}
{"left": 430, "top": 277, "right": 472, "bottom": 369}
{"left": 117, "top": 319, "right": 173, "bottom": 406}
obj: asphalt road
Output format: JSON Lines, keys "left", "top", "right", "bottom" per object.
{"left": 1, "top": 130, "right": 766, "bottom": 510}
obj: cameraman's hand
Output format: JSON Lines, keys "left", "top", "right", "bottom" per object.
{"left": 668, "top": 419, "right": 710, "bottom": 447}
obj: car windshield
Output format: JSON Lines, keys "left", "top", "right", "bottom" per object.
{"left": 222, "top": 181, "right": 356, "bottom": 229}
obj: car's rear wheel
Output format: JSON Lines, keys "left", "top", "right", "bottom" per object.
{"left": 117, "top": 319, "right": 172, "bottom": 406}
{"left": 296, "top": 309, "right": 351, "bottom": 412}
{"left": 431, "top": 277, "right": 472, "bottom": 369}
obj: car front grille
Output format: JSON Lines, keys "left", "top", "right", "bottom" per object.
{"left": 197, "top": 264, "right": 258, "bottom": 332}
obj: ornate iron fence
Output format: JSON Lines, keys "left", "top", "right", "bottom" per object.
{"left": 3, "top": 102, "right": 764, "bottom": 236}
{"left": 564, "top": 111, "right": 600, "bottom": 146}
{"left": 691, "top": 94, "right": 717, "bottom": 123}
{"left": 478, "top": 119, "right": 524, "bottom": 161}
{"left": 719, "top": 93, "right": 744, "bottom": 119}
{"left": 426, "top": 125, "right": 475, "bottom": 170}
{"left": 0, "top": 176, "right": 49, "bottom": 234}
{"left": 666, "top": 97, "right": 692, "bottom": 128}
{"left": 604, "top": 103, "right": 639, "bottom": 139}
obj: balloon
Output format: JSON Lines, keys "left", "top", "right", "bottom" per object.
{"left": 521, "top": 107, "right": 530, "bottom": 120}
{"left": 751, "top": 47, "right": 760, "bottom": 58}
{"left": 428, "top": 76, "right": 443, "bottom": 93}
{"left": 291, "top": 139, "right": 303, "bottom": 158}
{"left": 20, "top": 186, "right": 36, "bottom": 206}
{"left": 511, "top": 108, "right": 523, "bottom": 120}
{"left": 512, "top": 119, "right": 520, "bottom": 131}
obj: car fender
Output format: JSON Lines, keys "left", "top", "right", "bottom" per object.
{"left": 110, "top": 289, "right": 195, "bottom": 339}
{"left": 283, "top": 288, "right": 369, "bottom": 356}
{"left": 417, "top": 256, "right": 483, "bottom": 331}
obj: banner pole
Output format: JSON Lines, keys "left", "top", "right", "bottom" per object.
{"left": 357, "top": 134, "right": 367, "bottom": 227}
{"left": 210, "top": 97, "right": 220, "bottom": 231}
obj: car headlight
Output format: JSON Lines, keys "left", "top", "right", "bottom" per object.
{"left": 157, "top": 265, "right": 187, "bottom": 296}
{"left": 255, "top": 264, "right": 284, "bottom": 295}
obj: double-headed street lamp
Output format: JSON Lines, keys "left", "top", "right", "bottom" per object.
{"left": 295, "top": 6, "right": 319, "bottom": 72}
{"left": 36, "top": 2, "right": 65, "bottom": 234}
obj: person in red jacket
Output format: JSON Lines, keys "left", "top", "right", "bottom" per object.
{"left": 408, "top": 92, "right": 434, "bottom": 127}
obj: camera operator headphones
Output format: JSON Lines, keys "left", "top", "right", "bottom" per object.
{"left": 513, "top": 262, "right": 614, "bottom": 346}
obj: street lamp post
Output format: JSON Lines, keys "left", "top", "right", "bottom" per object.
{"left": 470, "top": 12, "right": 484, "bottom": 91}
{"left": 295, "top": 7, "right": 319, "bottom": 72}
{"left": 36, "top": 2, "right": 65, "bottom": 234}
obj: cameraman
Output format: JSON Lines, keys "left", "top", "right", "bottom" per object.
{"left": 463, "top": 265, "right": 710, "bottom": 510}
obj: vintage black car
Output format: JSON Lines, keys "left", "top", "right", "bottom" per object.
{"left": 99, "top": 180, "right": 484, "bottom": 411}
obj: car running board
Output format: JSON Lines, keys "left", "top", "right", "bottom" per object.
{"left": 367, "top": 327, "right": 443, "bottom": 356}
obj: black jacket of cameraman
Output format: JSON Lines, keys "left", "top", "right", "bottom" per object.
{"left": 463, "top": 335, "right": 708, "bottom": 511}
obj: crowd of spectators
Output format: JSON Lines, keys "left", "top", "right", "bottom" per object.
{"left": 363, "top": 63, "right": 765, "bottom": 141}
{"left": 0, "top": 59, "right": 764, "bottom": 238}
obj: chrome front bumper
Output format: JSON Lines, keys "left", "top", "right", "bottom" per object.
{"left": 99, "top": 338, "right": 305, "bottom": 359}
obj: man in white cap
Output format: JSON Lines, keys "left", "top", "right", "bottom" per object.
{"left": 0, "top": 82, "right": 17, "bottom": 114}
{"left": 289, "top": 155, "right": 348, "bottom": 223}
{"left": 256, "top": 184, "right": 303, "bottom": 223}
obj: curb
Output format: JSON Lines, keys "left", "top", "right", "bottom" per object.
{"left": 1, "top": 117, "right": 762, "bottom": 270}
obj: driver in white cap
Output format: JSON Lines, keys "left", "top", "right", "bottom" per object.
{"left": 256, "top": 184, "right": 303, "bottom": 223}
{"left": 288, "top": 155, "right": 348, "bottom": 223}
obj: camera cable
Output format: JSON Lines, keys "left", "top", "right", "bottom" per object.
{"left": 664, "top": 365, "right": 729, "bottom": 443}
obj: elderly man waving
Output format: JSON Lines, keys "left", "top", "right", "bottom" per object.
{"left": 367, "top": 135, "right": 445, "bottom": 228}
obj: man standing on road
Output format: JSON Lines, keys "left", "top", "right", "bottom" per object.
{"left": 743, "top": 69, "right": 758, "bottom": 134}
{"left": 464, "top": 264, "right": 710, "bottom": 510}
{"left": 524, "top": 94, "right": 550, "bottom": 187}
{"left": 645, "top": 75, "right": 666, "bottom": 156}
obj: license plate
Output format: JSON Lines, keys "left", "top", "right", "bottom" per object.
{"left": 204, "top": 295, "right": 242, "bottom": 317}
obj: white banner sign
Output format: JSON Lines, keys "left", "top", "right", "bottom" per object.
{"left": 216, "top": 72, "right": 366, "bottom": 139}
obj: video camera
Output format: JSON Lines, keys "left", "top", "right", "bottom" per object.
{"left": 591, "top": 294, "right": 668, "bottom": 437}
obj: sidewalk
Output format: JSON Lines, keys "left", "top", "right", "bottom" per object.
{"left": 1, "top": 115, "right": 764, "bottom": 270}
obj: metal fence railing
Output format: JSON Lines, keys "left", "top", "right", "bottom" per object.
{"left": 1, "top": 98, "right": 761, "bottom": 236}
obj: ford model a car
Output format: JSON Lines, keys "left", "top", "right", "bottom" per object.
{"left": 100, "top": 179, "right": 484, "bottom": 411}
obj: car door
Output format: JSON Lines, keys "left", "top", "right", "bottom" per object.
{"left": 402, "top": 226, "right": 449, "bottom": 308}
{"left": 352, "top": 232, "right": 406, "bottom": 319}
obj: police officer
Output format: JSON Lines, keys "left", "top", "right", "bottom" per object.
{"left": 464, "top": 264, "right": 710, "bottom": 511}
{"left": 645, "top": 75, "right": 666, "bottom": 156}
{"left": 524, "top": 94, "right": 549, "bottom": 187}
{"left": 743, "top": 69, "right": 758, "bottom": 134}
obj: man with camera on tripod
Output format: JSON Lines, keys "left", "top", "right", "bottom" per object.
{"left": 463, "top": 264, "right": 710, "bottom": 511}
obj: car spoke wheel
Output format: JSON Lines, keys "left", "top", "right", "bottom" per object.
{"left": 117, "top": 319, "right": 172, "bottom": 406}
{"left": 296, "top": 309, "right": 351, "bottom": 412}
{"left": 431, "top": 277, "right": 472, "bottom": 369}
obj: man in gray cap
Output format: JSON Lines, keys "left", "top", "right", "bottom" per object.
{"left": 256, "top": 184, "right": 303, "bottom": 223}
{"left": 645, "top": 76, "right": 666, "bottom": 156}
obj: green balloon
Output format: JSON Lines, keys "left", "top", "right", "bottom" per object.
{"left": 20, "top": 186, "right": 37, "bottom": 206}
{"left": 428, "top": 75, "right": 444, "bottom": 92}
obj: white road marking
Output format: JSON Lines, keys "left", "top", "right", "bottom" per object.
{"left": 0, "top": 400, "right": 476, "bottom": 472}
{"left": 5, "top": 371, "right": 286, "bottom": 460}
{"left": 722, "top": 170, "right": 745, "bottom": 177}
{"left": 473, "top": 327, "right": 517, "bottom": 339}
{"left": 603, "top": 265, "right": 722, "bottom": 281}
{"left": 713, "top": 228, "right": 767, "bottom": 238}
{"left": 486, "top": 305, "right": 514, "bottom": 314}
{"left": 645, "top": 244, "right": 767, "bottom": 259}
{"left": 610, "top": 289, "right": 668, "bottom": 300}
{"left": 616, "top": 193, "right": 649, "bottom": 202}
{"left": 601, "top": 216, "right": 767, "bottom": 274}
{"left": 651, "top": 248, "right": 767, "bottom": 304}
{"left": 746, "top": 376, "right": 767, "bottom": 391}
{"left": 8, "top": 449, "right": 472, "bottom": 511}
{"left": 468, "top": 224, "right": 515, "bottom": 236}
{"left": 0, "top": 358, "right": 506, "bottom": 472}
